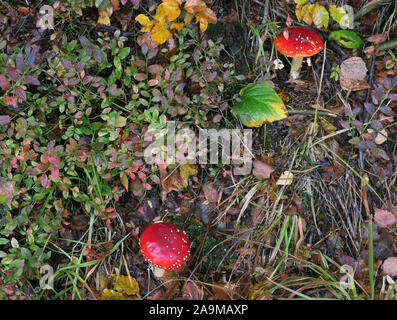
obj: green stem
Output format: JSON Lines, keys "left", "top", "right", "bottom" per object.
{"left": 354, "top": 0, "right": 393, "bottom": 21}
{"left": 379, "top": 38, "right": 397, "bottom": 51}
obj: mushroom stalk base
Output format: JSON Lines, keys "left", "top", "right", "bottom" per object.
{"left": 289, "top": 57, "right": 304, "bottom": 81}
{"left": 152, "top": 266, "right": 165, "bottom": 278}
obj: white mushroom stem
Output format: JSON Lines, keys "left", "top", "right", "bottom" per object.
{"left": 152, "top": 265, "right": 165, "bottom": 278}
{"left": 289, "top": 57, "right": 304, "bottom": 81}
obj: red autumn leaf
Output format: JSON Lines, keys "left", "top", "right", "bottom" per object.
{"left": 7, "top": 65, "right": 20, "bottom": 82}
{"left": 40, "top": 173, "right": 49, "bottom": 188}
{"left": 4, "top": 96, "right": 18, "bottom": 108}
{"left": 0, "top": 115, "right": 11, "bottom": 126}
{"left": 13, "top": 86, "right": 27, "bottom": 101}
{"left": 24, "top": 75, "right": 40, "bottom": 85}
{"left": 50, "top": 166, "right": 60, "bottom": 179}
{"left": 0, "top": 75, "right": 10, "bottom": 91}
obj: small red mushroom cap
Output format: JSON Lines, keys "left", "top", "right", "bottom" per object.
{"left": 274, "top": 27, "right": 324, "bottom": 58}
{"left": 139, "top": 222, "right": 190, "bottom": 271}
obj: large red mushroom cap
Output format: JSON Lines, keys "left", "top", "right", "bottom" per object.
{"left": 274, "top": 26, "right": 324, "bottom": 58}
{"left": 139, "top": 222, "right": 190, "bottom": 271}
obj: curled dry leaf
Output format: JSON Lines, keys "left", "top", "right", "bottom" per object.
{"left": 374, "top": 208, "right": 397, "bottom": 228}
{"left": 276, "top": 171, "right": 294, "bottom": 186}
{"left": 160, "top": 169, "right": 187, "bottom": 193}
{"left": 339, "top": 57, "right": 370, "bottom": 91}
{"left": 382, "top": 257, "right": 397, "bottom": 278}
{"left": 368, "top": 128, "right": 388, "bottom": 145}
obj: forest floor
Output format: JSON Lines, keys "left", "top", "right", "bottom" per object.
{"left": 0, "top": 0, "right": 397, "bottom": 300}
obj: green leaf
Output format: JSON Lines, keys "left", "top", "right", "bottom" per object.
{"left": 312, "top": 3, "right": 329, "bottom": 29}
{"left": 118, "top": 47, "right": 131, "bottom": 60}
{"left": 328, "top": 30, "right": 363, "bottom": 49}
{"left": 329, "top": 5, "right": 349, "bottom": 29}
{"left": 232, "top": 82, "right": 288, "bottom": 127}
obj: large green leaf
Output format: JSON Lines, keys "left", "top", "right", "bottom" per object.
{"left": 232, "top": 81, "right": 288, "bottom": 127}
{"left": 328, "top": 30, "right": 363, "bottom": 49}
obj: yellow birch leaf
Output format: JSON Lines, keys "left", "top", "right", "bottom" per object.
{"left": 184, "top": 12, "right": 194, "bottom": 24}
{"left": 154, "top": 0, "right": 181, "bottom": 22}
{"left": 301, "top": 3, "right": 314, "bottom": 26}
{"left": 136, "top": 14, "right": 154, "bottom": 32}
{"left": 98, "top": 9, "right": 111, "bottom": 26}
{"left": 112, "top": 274, "right": 140, "bottom": 296}
{"left": 101, "top": 289, "right": 128, "bottom": 300}
{"left": 184, "top": 0, "right": 207, "bottom": 14}
{"left": 120, "top": 173, "right": 129, "bottom": 191}
{"left": 151, "top": 21, "right": 172, "bottom": 44}
{"left": 179, "top": 163, "right": 198, "bottom": 180}
{"left": 199, "top": 7, "right": 217, "bottom": 24}
{"left": 295, "top": 4, "right": 303, "bottom": 22}
{"left": 170, "top": 22, "right": 184, "bottom": 32}
{"left": 312, "top": 3, "right": 329, "bottom": 29}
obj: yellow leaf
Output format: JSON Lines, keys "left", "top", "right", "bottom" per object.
{"left": 151, "top": 21, "right": 172, "bottom": 44}
{"left": 301, "top": 3, "right": 314, "bottom": 26}
{"left": 179, "top": 163, "right": 198, "bottom": 180}
{"left": 184, "top": 12, "right": 194, "bottom": 24}
{"left": 112, "top": 274, "right": 140, "bottom": 296}
{"left": 295, "top": 4, "right": 303, "bottom": 22}
{"left": 184, "top": 0, "right": 207, "bottom": 14}
{"left": 101, "top": 289, "right": 131, "bottom": 300}
{"left": 115, "top": 115, "right": 127, "bottom": 128}
{"left": 276, "top": 171, "right": 294, "bottom": 186}
{"left": 170, "top": 22, "right": 184, "bottom": 32}
{"left": 120, "top": 173, "right": 129, "bottom": 191}
{"left": 98, "top": 8, "right": 111, "bottom": 26}
{"left": 312, "top": 3, "right": 329, "bottom": 29}
{"left": 197, "top": 8, "right": 217, "bottom": 31}
{"left": 153, "top": 0, "right": 181, "bottom": 22}
{"left": 136, "top": 14, "right": 154, "bottom": 32}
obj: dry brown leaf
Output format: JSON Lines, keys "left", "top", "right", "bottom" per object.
{"left": 182, "top": 281, "right": 204, "bottom": 299}
{"left": 160, "top": 169, "right": 187, "bottom": 193}
{"left": 70, "top": 215, "right": 90, "bottom": 231}
{"left": 340, "top": 57, "right": 370, "bottom": 91}
{"left": 253, "top": 160, "right": 274, "bottom": 180}
{"left": 382, "top": 257, "right": 397, "bottom": 278}
{"left": 366, "top": 33, "right": 386, "bottom": 45}
{"left": 211, "top": 282, "right": 240, "bottom": 300}
{"left": 374, "top": 208, "right": 397, "bottom": 228}
{"left": 202, "top": 182, "right": 218, "bottom": 203}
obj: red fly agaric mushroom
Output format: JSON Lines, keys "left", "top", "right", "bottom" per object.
{"left": 139, "top": 222, "right": 190, "bottom": 277}
{"left": 274, "top": 26, "right": 324, "bottom": 81}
